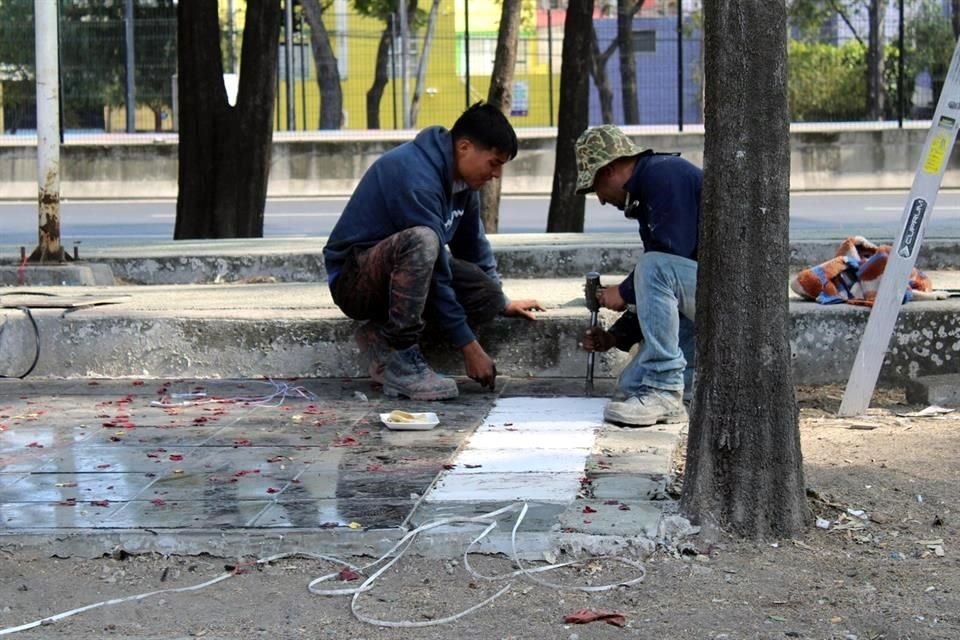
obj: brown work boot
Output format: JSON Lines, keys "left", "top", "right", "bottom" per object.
{"left": 354, "top": 322, "right": 390, "bottom": 384}
{"left": 382, "top": 346, "right": 458, "bottom": 400}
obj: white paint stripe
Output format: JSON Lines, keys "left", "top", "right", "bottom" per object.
{"left": 425, "top": 397, "right": 607, "bottom": 503}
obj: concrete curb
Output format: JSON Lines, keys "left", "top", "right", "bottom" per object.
{"left": 3, "top": 300, "right": 959, "bottom": 384}
{"left": 4, "top": 238, "right": 960, "bottom": 285}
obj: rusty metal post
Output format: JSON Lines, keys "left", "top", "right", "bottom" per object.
{"left": 31, "top": 0, "right": 65, "bottom": 263}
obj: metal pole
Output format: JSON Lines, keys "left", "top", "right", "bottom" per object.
{"left": 285, "top": 0, "right": 295, "bottom": 130}
{"left": 391, "top": 13, "right": 398, "bottom": 129}
{"left": 124, "top": 0, "right": 136, "bottom": 133}
{"left": 464, "top": 0, "right": 471, "bottom": 109}
{"left": 898, "top": 0, "right": 905, "bottom": 127}
{"left": 399, "top": 0, "right": 410, "bottom": 128}
{"left": 32, "top": 0, "right": 63, "bottom": 262}
{"left": 676, "top": 0, "right": 683, "bottom": 131}
{"left": 547, "top": 9, "right": 554, "bottom": 127}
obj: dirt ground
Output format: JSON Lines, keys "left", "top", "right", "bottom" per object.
{"left": 1, "top": 384, "right": 957, "bottom": 640}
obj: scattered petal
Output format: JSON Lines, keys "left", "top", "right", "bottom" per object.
{"left": 338, "top": 568, "right": 362, "bottom": 581}
{"left": 564, "top": 609, "right": 626, "bottom": 627}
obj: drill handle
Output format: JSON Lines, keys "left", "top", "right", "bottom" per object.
{"left": 585, "top": 272, "right": 602, "bottom": 313}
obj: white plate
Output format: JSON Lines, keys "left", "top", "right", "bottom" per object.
{"left": 379, "top": 411, "right": 440, "bottom": 431}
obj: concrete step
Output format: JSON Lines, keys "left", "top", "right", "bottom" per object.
{"left": 3, "top": 277, "right": 960, "bottom": 384}
{"left": 4, "top": 235, "right": 960, "bottom": 285}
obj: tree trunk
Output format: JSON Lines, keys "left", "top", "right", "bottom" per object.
{"left": 302, "top": 0, "right": 344, "bottom": 130}
{"left": 617, "top": 0, "right": 640, "bottom": 124}
{"left": 866, "top": 0, "right": 886, "bottom": 120}
{"left": 953, "top": 0, "right": 959, "bottom": 40}
{"left": 366, "top": 20, "right": 393, "bottom": 129}
{"left": 367, "top": 2, "right": 417, "bottom": 130}
{"left": 410, "top": 0, "right": 441, "bottom": 127}
{"left": 546, "top": 0, "right": 595, "bottom": 232}
{"left": 680, "top": 0, "right": 808, "bottom": 539}
{"left": 479, "top": 0, "right": 523, "bottom": 233}
{"left": 175, "top": 0, "right": 280, "bottom": 239}
{"left": 590, "top": 31, "right": 616, "bottom": 124}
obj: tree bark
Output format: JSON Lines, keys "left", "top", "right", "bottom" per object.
{"left": 617, "top": 0, "right": 640, "bottom": 124}
{"left": 680, "top": 0, "right": 808, "bottom": 539}
{"left": 546, "top": 0, "right": 595, "bottom": 233}
{"left": 175, "top": 0, "right": 281, "bottom": 239}
{"left": 302, "top": 0, "right": 344, "bottom": 130}
{"left": 866, "top": 0, "right": 886, "bottom": 120}
{"left": 479, "top": 0, "right": 523, "bottom": 233}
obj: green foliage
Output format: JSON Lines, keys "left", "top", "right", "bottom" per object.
{"left": 905, "top": 0, "right": 955, "bottom": 85}
{"left": 788, "top": 39, "right": 866, "bottom": 121}
{"left": 0, "top": 0, "right": 176, "bottom": 132}
{"left": 352, "top": 0, "right": 426, "bottom": 28}
{"left": 787, "top": 0, "right": 837, "bottom": 41}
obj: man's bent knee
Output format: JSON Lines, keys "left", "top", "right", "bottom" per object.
{"left": 395, "top": 226, "right": 441, "bottom": 262}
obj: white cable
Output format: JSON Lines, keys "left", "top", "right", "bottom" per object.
{"left": 0, "top": 504, "right": 646, "bottom": 635}
{"left": 307, "top": 501, "right": 646, "bottom": 628}
{"left": 150, "top": 378, "right": 320, "bottom": 408}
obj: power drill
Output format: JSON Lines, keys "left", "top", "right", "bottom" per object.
{"left": 584, "top": 272, "right": 601, "bottom": 393}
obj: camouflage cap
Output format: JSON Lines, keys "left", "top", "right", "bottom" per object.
{"left": 574, "top": 125, "right": 648, "bottom": 194}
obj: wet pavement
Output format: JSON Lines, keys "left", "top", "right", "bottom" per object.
{"left": 0, "top": 377, "right": 685, "bottom": 559}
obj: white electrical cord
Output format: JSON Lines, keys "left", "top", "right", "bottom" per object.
{"left": 0, "top": 502, "right": 646, "bottom": 635}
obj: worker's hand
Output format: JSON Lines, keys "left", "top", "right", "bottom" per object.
{"left": 598, "top": 286, "right": 627, "bottom": 311}
{"left": 504, "top": 299, "right": 544, "bottom": 321}
{"left": 462, "top": 340, "right": 497, "bottom": 390}
{"left": 581, "top": 327, "right": 616, "bottom": 352}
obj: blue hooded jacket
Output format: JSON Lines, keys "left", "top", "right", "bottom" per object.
{"left": 323, "top": 126, "right": 501, "bottom": 348}
{"left": 617, "top": 153, "right": 702, "bottom": 304}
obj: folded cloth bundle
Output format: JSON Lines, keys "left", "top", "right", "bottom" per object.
{"left": 791, "top": 236, "right": 935, "bottom": 306}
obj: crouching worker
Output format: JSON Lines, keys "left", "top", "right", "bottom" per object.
{"left": 322, "top": 102, "right": 544, "bottom": 400}
{"left": 574, "top": 125, "right": 701, "bottom": 426}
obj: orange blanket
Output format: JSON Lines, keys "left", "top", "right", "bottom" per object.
{"left": 790, "top": 236, "right": 933, "bottom": 306}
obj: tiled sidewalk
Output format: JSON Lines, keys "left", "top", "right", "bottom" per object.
{"left": 0, "top": 377, "right": 684, "bottom": 557}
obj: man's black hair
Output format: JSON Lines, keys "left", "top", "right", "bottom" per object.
{"left": 450, "top": 102, "right": 518, "bottom": 160}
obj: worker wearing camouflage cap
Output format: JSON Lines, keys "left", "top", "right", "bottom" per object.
{"left": 575, "top": 124, "right": 702, "bottom": 427}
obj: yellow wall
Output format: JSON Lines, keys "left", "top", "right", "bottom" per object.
{"left": 275, "top": 0, "right": 562, "bottom": 130}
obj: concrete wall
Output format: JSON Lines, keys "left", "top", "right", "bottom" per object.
{"left": 1, "top": 126, "right": 957, "bottom": 199}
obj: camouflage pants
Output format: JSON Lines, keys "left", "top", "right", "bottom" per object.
{"left": 331, "top": 226, "right": 505, "bottom": 349}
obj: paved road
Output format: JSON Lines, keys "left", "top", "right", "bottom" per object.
{"left": 3, "top": 191, "right": 960, "bottom": 247}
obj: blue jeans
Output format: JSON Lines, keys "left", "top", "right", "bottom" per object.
{"left": 617, "top": 252, "right": 697, "bottom": 396}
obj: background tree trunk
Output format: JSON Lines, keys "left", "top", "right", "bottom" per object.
{"left": 680, "top": 0, "right": 808, "bottom": 539}
{"left": 590, "top": 32, "right": 617, "bottom": 124}
{"left": 547, "top": 0, "right": 595, "bottom": 233}
{"left": 409, "top": 0, "right": 441, "bottom": 127}
{"left": 174, "top": 0, "right": 281, "bottom": 239}
{"left": 366, "top": 1, "right": 417, "bottom": 129}
{"left": 866, "top": 0, "right": 886, "bottom": 120}
{"left": 617, "top": 0, "right": 641, "bottom": 124}
{"left": 952, "top": 0, "right": 959, "bottom": 40}
{"left": 479, "top": 0, "right": 523, "bottom": 233}
{"left": 302, "top": 0, "right": 344, "bottom": 130}
{"left": 365, "top": 21, "right": 393, "bottom": 129}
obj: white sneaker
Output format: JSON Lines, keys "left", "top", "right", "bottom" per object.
{"left": 603, "top": 387, "right": 687, "bottom": 427}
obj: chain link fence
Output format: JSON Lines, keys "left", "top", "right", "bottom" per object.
{"left": 0, "top": 0, "right": 955, "bottom": 142}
